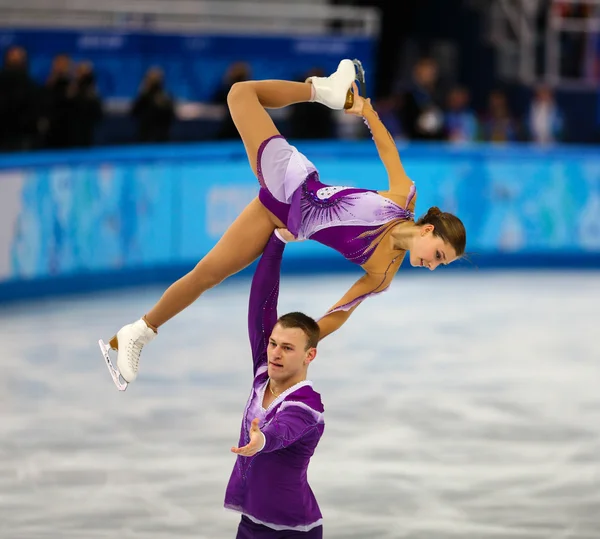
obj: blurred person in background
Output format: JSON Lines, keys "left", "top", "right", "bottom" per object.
{"left": 130, "top": 67, "right": 176, "bottom": 143}
{"left": 479, "top": 89, "right": 518, "bottom": 143}
{"left": 400, "top": 56, "right": 446, "bottom": 140}
{"left": 370, "top": 92, "right": 405, "bottom": 140}
{"left": 288, "top": 67, "right": 335, "bottom": 140}
{"left": 43, "top": 53, "right": 73, "bottom": 149}
{"left": 211, "top": 61, "right": 252, "bottom": 140}
{"left": 67, "top": 61, "right": 103, "bottom": 148}
{"left": 527, "top": 85, "right": 564, "bottom": 144}
{"left": 0, "top": 46, "right": 43, "bottom": 151}
{"left": 444, "top": 85, "right": 478, "bottom": 143}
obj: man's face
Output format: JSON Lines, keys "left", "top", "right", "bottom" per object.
{"left": 267, "top": 323, "right": 316, "bottom": 382}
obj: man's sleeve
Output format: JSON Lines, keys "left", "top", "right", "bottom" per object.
{"left": 258, "top": 404, "right": 322, "bottom": 453}
{"left": 247, "top": 231, "right": 287, "bottom": 375}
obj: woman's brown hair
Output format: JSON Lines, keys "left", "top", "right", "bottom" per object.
{"left": 416, "top": 207, "right": 466, "bottom": 257}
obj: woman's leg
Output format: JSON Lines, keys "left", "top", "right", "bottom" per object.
{"left": 109, "top": 198, "right": 277, "bottom": 384}
{"left": 144, "top": 197, "right": 276, "bottom": 328}
{"left": 139, "top": 81, "right": 315, "bottom": 330}
{"left": 227, "top": 59, "right": 357, "bottom": 177}
{"left": 226, "top": 79, "right": 313, "bottom": 176}
{"left": 143, "top": 72, "right": 354, "bottom": 327}
{"left": 140, "top": 71, "right": 358, "bottom": 326}
{"left": 138, "top": 80, "right": 319, "bottom": 329}
{"left": 108, "top": 64, "right": 357, "bottom": 384}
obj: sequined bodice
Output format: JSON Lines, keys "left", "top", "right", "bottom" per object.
{"left": 288, "top": 173, "right": 415, "bottom": 265}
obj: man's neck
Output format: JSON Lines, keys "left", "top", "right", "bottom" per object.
{"left": 269, "top": 375, "right": 307, "bottom": 398}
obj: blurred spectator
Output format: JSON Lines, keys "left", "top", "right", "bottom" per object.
{"left": 67, "top": 61, "right": 103, "bottom": 147}
{"left": 211, "top": 61, "right": 252, "bottom": 140}
{"left": 44, "top": 54, "right": 73, "bottom": 149}
{"left": 131, "top": 67, "right": 176, "bottom": 143}
{"left": 444, "top": 86, "right": 478, "bottom": 143}
{"left": 400, "top": 57, "right": 445, "bottom": 140}
{"left": 480, "top": 90, "right": 518, "bottom": 143}
{"left": 288, "top": 68, "right": 335, "bottom": 139}
{"left": 371, "top": 93, "right": 405, "bottom": 139}
{"left": 528, "top": 85, "right": 564, "bottom": 144}
{"left": 0, "top": 46, "right": 43, "bottom": 151}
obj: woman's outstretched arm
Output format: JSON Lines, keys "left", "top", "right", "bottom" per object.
{"left": 346, "top": 83, "right": 414, "bottom": 195}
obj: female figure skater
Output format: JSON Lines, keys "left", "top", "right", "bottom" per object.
{"left": 100, "top": 59, "right": 466, "bottom": 390}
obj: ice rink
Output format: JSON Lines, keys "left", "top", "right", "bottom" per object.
{"left": 1, "top": 271, "right": 599, "bottom": 539}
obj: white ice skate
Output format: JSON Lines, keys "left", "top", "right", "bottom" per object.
{"left": 98, "top": 319, "right": 156, "bottom": 391}
{"left": 308, "top": 58, "right": 366, "bottom": 110}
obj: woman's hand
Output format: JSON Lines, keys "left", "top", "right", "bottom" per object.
{"left": 276, "top": 228, "right": 301, "bottom": 242}
{"left": 344, "top": 82, "right": 368, "bottom": 117}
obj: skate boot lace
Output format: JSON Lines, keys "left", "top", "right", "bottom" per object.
{"left": 127, "top": 338, "right": 145, "bottom": 373}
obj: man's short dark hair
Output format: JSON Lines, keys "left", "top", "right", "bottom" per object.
{"left": 276, "top": 312, "right": 320, "bottom": 349}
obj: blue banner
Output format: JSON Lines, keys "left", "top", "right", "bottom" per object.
{"left": 0, "top": 29, "right": 375, "bottom": 101}
{"left": 1, "top": 141, "right": 599, "bottom": 301}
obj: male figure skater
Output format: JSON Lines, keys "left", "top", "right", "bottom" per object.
{"left": 226, "top": 228, "right": 325, "bottom": 538}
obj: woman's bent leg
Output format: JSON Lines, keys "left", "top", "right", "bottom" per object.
{"left": 144, "top": 197, "right": 276, "bottom": 328}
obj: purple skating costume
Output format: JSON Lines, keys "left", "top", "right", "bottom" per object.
{"left": 225, "top": 234, "right": 325, "bottom": 535}
{"left": 256, "top": 134, "right": 416, "bottom": 311}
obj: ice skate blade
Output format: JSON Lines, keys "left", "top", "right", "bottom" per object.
{"left": 352, "top": 59, "right": 366, "bottom": 97}
{"left": 98, "top": 339, "right": 128, "bottom": 391}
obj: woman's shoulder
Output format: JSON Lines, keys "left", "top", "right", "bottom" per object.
{"left": 378, "top": 188, "right": 417, "bottom": 212}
